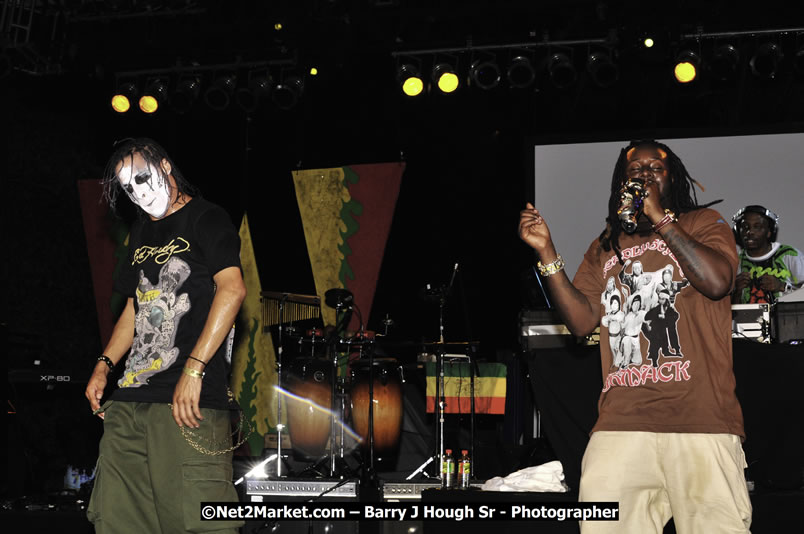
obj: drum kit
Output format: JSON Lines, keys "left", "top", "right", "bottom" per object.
{"left": 283, "top": 329, "right": 405, "bottom": 473}
{"left": 262, "top": 289, "right": 406, "bottom": 481}
{"left": 260, "top": 264, "right": 476, "bottom": 484}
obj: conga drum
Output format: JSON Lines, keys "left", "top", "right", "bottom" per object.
{"left": 285, "top": 358, "right": 332, "bottom": 459}
{"left": 349, "top": 358, "right": 404, "bottom": 460}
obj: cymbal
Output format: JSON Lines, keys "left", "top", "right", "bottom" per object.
{"left": 324, "top": 288, "right": 353, "bottom": 308}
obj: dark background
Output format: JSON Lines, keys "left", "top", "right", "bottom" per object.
{"left": 4, "top": 0, "right": 804, "bottom": 498}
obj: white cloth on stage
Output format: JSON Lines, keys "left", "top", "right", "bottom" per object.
{"left": 480, "top": 460, "right": 568, "bottom": 492}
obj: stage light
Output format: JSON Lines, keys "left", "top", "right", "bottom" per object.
{"left": 139, "top": 79, "right": 168, "bottom": 113}
{"left": 673, "top": 50, "right": 700, "bottom": 83}
{"left": 111, "top": 81, "right": 137, "bottom": 113}
{"left": 271, "top": 75, "right": 304, "bottom": 110}
{"left": 204, "top": 74, "right": 237, "bottom": 110}
{"left": 710, "top": 44, "right": 739, "bottom": 81}
{"left": 750, "top": 42, "right": 784, "bottom": 79}
{"left": 507, "top": 55, "right": 535, "bottom": 88}
{"left": 587, "top": 51, "right": 619, "bottom": 88}
{"left": 469, "top": 58, "right": 501, "bottom": 90}
{"left": 432, "top": 62, "right": 459, "bottom": 93}
{"left": 309, "top": 67, "right": 318, "bottom": 76}
{"left": 548, "top": 52, "right": 577, "bottom": 89}
{"left": 397, "top": 63, "right": 423, "bottom": 97}
{"left": 171, "top": 77, "right": 200, "bottom": 114}
{"left": 644, "top": 37, "right": 655, "bottom": 48}
{"left": 235, "top": 74, "right": 271, "bottom": 113}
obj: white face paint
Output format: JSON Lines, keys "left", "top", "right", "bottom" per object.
{"left": 116, "top": 153, "right": 171, "bottom": 219}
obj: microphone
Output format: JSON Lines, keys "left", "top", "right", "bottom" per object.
{"left": 617, "top": 178, "right": 646, "bottom": 234}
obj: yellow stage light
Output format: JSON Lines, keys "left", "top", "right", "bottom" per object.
{"left": 139, "top": 95, "right": 159, "bottom": 113}
{"left": 139, "top": 79, "right": 168, "bottom": 113}
{"left": 674, "top": 62, "right": 696, "bottom": 83}
{"left": 432, "top": 62, "right": 459, "bottom": 93}
{"left": 397, "top": 63, "right": 424, "bottom": 97}
{"left": 402, "top": 76, "right": 423, "bottom": 96}
{"left": 644, "top": 38, "right": 655, "bottom": 48}
{"left": 111, "top": 94, "right": 131, "bottom": 113}
{"left": 111, "top": 82, "right": 137, "bottom": 113}
{"left": 437, "top": 71, "right": 458, "bottom": 93}
{"left": 674, "top": 50, "right": 700, "bottom": 83}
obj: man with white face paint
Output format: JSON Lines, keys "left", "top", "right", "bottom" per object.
{"left": 116, "top": 152, "right": 173, "bottom": 219}
{"left": 85, "top": 138, "right": 246, "bottom": 534}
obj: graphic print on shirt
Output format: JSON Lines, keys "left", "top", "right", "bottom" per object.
{"left": 600, "top": 239, "right": 690, "bottom": 392}
{"left": 119, "top": 256, "right": 191, "bottom": 388}
{"left": 738, "top": 244, "right": 798, "bottom": 304}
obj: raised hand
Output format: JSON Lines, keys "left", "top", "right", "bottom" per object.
{"left": 519, "top": 202, "right": 557, "bottom": 259}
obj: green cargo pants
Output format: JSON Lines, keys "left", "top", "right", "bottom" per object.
{"left": 87, "top": 401, "right": 244, "bottom": 534}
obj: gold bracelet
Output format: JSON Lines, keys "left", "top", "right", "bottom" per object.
{"left": 537, "top": 254, "right": 565, "bottom": 277}
{"left": 182, "top": 367, "right": 205, "bottom": 379}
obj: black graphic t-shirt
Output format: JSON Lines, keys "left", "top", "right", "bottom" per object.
{"left": 573, "top": 208, "right": 745, "bottom": 437}
{"left": 112, "top": 197, "right": 241, "bottom": 409}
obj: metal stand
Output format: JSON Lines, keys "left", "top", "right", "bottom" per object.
{"left": 405, "top": 342, "right": 479, "bottom": 481}
{"left": 323, "top": 288, "right": 380, "bottom": 491}
{"left": 260, "top": 291, "right": 322, "bottom": 478}
{"left": 327, "top": 302, "right": 347, "bottom": 478}
{"left": 275, "top": 295, "right": 287, "bottom": 478}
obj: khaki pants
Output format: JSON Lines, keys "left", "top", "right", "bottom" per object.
{"left": 87, "top": 401, "right": 244, "bottom": 534}
{"left": 579, "top": 431, "right": 752, "bottom": 534}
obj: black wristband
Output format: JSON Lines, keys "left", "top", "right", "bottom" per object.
{"left": 97, "top": 355, "right": 115, "bottom": 370}
{"left": 187, "top": 355, "right": 207, "bottom": 366}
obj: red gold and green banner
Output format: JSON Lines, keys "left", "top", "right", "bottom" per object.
{"left": 425, "top": 362, "right": 507, "bottom": 415}
{"left": 229, "top": 213, "right": 278, "bottom": 455}
{"left": 292, "top": 163, "right": 404, "bottom": 330}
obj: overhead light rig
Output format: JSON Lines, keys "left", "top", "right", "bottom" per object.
{"left": 110, "top": 58, "right": 306, "bottom": 115}
{"left": 392, "top": 26, "right": 804, "bottom": 96}
{"left": 393, "top": 36, "right": 613, "bottom": 96}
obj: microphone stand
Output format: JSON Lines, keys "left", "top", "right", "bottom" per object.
{"left": 327, "top": 301, "right": 345, "bottom": 478}
{"left": 275, "top": 294, "right": 288, "bottom": 478}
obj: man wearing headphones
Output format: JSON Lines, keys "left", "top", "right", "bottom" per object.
{"left": 732, "top": 205, "right": 804, "bottom": 304}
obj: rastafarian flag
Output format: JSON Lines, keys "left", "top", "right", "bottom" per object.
{"left": 425, "top": 362, "right": 507, "bottom": 415}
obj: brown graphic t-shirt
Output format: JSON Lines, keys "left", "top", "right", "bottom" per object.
{"left": 573, "top": 208, "right": 744, "bottom": 437}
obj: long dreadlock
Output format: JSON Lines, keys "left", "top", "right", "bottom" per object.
{"left": 598, "top": 139, "right": 721, "bottom": 263}
{"left": 101, "top": 137, "right": 198, "bottom": 214}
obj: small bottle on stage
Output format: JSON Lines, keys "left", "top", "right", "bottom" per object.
{"left": 442, "top": 449, "right": 455, "bottom": 488}
{"left": 458, "top": 449, "right": 471, "bottom": 489}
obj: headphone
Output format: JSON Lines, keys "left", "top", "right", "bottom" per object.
{"left": 732, "top": 205, "right": 779, "bottom": 247}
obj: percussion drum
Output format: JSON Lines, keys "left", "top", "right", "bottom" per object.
{"left": 285, "top": 358, "right": 332, "bottom": 459}
{"left": 349, "top": 358, "right": 404, "bottom": 459}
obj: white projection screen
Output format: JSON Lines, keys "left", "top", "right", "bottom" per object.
{"left": 532, "top": 133, "right": 804, "bottom": 278}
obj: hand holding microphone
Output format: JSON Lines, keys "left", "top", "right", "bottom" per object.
{"left": 617, "top": 178, "right": 647, "bottom": 234}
